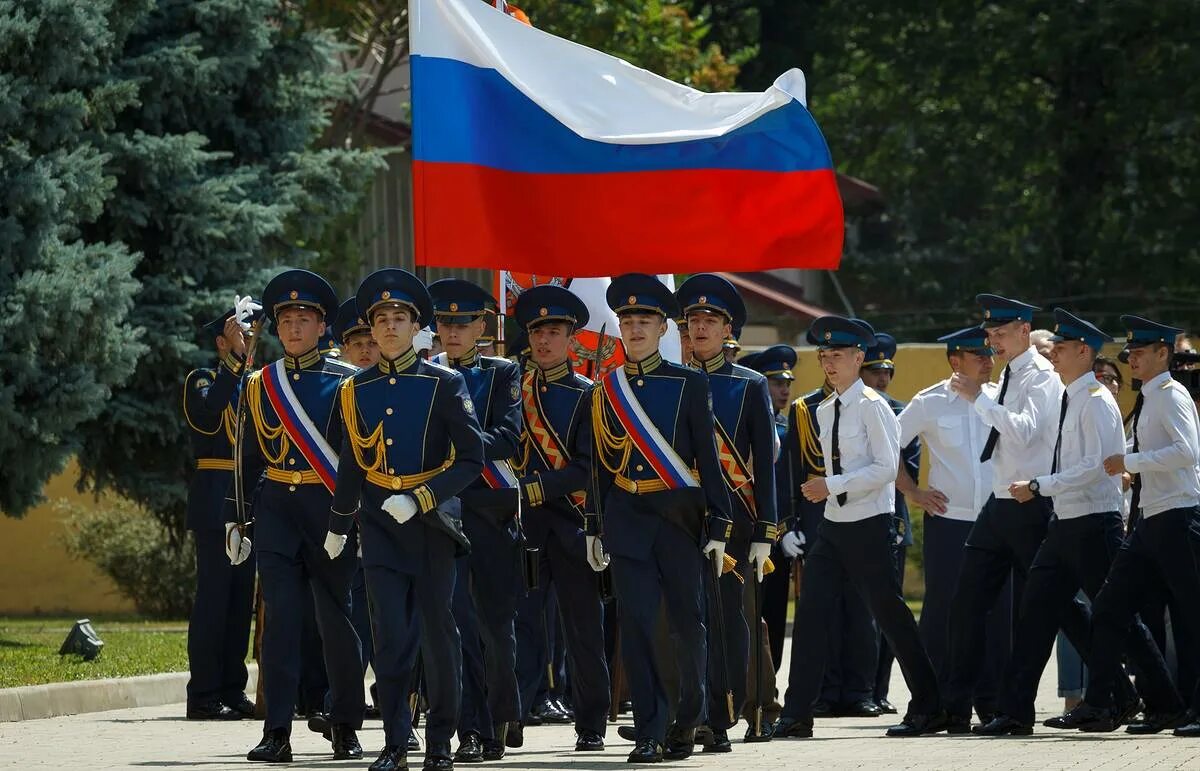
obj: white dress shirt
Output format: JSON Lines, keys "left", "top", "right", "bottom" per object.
{"left": 974, "top": 346, "right": 1064, "bottom": 498}
{"left": 898, "top": 379, "right": 995, "bottom": 521}
{"left": 1125, "top": 370, "right": 1200, "bottom": 518}
{"left": 818, "top": 378, "right": 900, "bottom": 522}
{"left": 1034, "top": 372, "right": 1125, "bottom": 518}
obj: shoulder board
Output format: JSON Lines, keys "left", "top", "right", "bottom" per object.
{"left": 424, "top": 359, "right": 456, "bottom": 375}
{"left": 1032, "top": 356, "right": 1054, "bottom": 371}
{"left": 862, "top": 386, "right": 883, "bottom": 402}
{"left": 325, "top": 357, "right": 358, "bottom": 372}
{"left": 916, "top": 382, "right": 942, "bottom": 397}
{"left": 1088, "top": 385, "right": 1104, "bottom": 396}
{"left": 1162, "top": 379, "right": 1177, "bottom": 390}
{"left": 730, "top": 363, "right": 763, "bottom": 380}
{"left": 573, "top": 373, "right": 594, "bottom": 387}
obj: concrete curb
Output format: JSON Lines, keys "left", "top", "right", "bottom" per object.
{"left": 0, "top": 664, "right": 258, "bottom": 722}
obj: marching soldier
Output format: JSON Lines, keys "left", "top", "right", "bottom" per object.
{"left": 675, "top": 274, "right": 777, "bottom": 750}
{"left": 774, "top": 316, "right": 943, "bottom": 739}
{"left": 324, "top": 268, "right": 485, "bottom": 771}
{"left": 185, "top": 303, "right": 260, "bottom": 721}
{"left": 977, "top": 309, "right": 1184, "bottom": 735}
{"left": 1057, "top": 315, "right": 1200, "bottom": 736}
{"left": 510, "top": 285, "right": 611, "bottom": 751}
{"left": 226, "top": 269, "right": 365, "bottom": 763}
{"left": 860, "top": 332, "right": 921, "bottom": 714}
{"left": 427, "top": 279, "right": 525, "bottom": 762}
{"left": 590, "top": 273, "right": 735, "bottom": 763}
{"left": 894, "top": 327, "right": 1009, "bottom": 723}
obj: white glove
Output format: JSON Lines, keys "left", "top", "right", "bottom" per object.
{"left": 382, "top": 494, "right": 418, "bottom": 525}
{"left": 233, "top": 294, "right": 263, "bottom": 329}
{"left": 781, "top": 530, "right": 806, "bottom": 559}
{"left": 748, "top": 541, "right": 772, "bottom": 583}
{"left": 323, "top": 531, "right": 347, "bottom": 560}
{"left": 702, "top": 539, "right": 726, "bottom": 576}
{"left": 225, "top": 522, "right": 252, "bottom": 566}
{"left": 585, "top": 535, "right": 610, "bottom": 572}
{"left": 413, "top": 326, "right": 435, "bottom": 353}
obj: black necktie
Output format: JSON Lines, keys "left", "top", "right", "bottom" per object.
{"left": 979, "top": 364, "right": 1012, "bottom": 462}
{"left": 1128, "top": 391, "right": 1145, "bottom": 525}
{"left": 831, "top": 398, "right": 847, "bottom": 505}
{"left": 1051, "top": 391, "right": 1069, "bottom": 474}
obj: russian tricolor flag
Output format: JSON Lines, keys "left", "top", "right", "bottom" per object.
{"left": 411, "top": 0, "right": 844, "bottom": 276}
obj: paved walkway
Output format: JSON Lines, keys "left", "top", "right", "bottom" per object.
{"left": 1, "top": 639, "right": 1197, "bottom": 769}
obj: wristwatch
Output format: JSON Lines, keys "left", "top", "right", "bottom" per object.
{"left": 1028, "top": 478, "right": 1041, "bottom": 496}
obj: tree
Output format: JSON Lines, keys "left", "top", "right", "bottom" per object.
{"left": 0, "top": 0, "right": 145, "bottom": 516}
{"left": 74, "top": 0, "right": 384, "bottom": 539}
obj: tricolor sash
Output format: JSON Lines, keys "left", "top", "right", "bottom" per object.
{"left": 601, "top": 369, "right": 699, "bottom": 490}
{"left": 521, "top": 370, "right": 587, "bottom": 509}
{"left": 481, "top": 458, "right": 519, "bottom": 489}
{"left": 260, "top": 361, "right": 339, "bottom": 494}
{"left": 714, "top": 420, "right": 757, "bottom": 519}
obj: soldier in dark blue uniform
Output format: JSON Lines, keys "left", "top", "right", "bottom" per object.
{"left": 589, "top": 273, "right": 734, "bottom": 763}
{"left": 508, "top": 285, "right": 611, "bottom": 751}
{"left": 741, "top": 345, "right": 797, "bottom": 678}
{"left": 427, "top": 278, "right": 525, "bottom": 763}
{"left": 324, "top": 268, "right": 485, "bottom": 771}
{"left": 226, "top": 270, "right": 365, "bottom": 763}
{"left": 861, "top": 332, "right": 921, "bottom": 714}
{"left": 185, "top": 304, "right": 260, "bottom": 721}
{"left": 675, "top": 274, "right": 778, "bottom": 751}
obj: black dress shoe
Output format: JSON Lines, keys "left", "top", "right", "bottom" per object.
{"left": 370, "top": 745, "right": 408, "bottom": 771}
{"left": 226, "top": 696, "right": 256, "bottom": 719}
{"left": 943, "top": 713, "right": 973, "bottom": 735}
{"left": 617, "top": 725, "right": 638, "bottom": 742}
{"left": 886, "top": 711, "right": 947, "bottom": 737}
{"left": 506, "top": 722, "right": 524, "bottom": 748}
{"left": 454, "top": 732, "right": 484, "bottom": 763}
{"left": 811, "top": 700, "right": 834, "bottom": 717}
{"left": 247, "top": 729, "right": 292, "bottom": 762}
{"left": 1174, "top": 717, "right": 1200, "bottom": 737}
{"left": 663, "top": 725, "right": 695, "bottom": 760}
{"left": 1126, "top": 710, "right": 1187, "bottom": 734}
{"left": 187, "top": 700, "right": 240, "bottom": 721}
{"left": 626, "top": 737, "right": 663, "bottom": 763}
{"left": 408, "top": 733, "right": 422, "bottom": 752}
{"left": 844, "top": 700, "right": 882, "bottom": 718}
{"left": 1042, "top": 714, "right": 1071, "bottom": 729}
{"left": 532, "top": 697, "right": 572, "bottom": 725}
{"left": 701, "top": 726, "right": 732, "bottom": 752}
{"left": 1116, "top": 698, "right": 1144, "bottom": 726}
{"left": 308, "top": 712, "right": 332, "bottom": 739}
{"left": 772, "top": 717, "right": 813, "bottom": 738}
{"left": 972, "top": 715, "right": 1033, "bottom": 736}
{"left": 523, "top": 711, "right": 544, "bottom": 726}
{"left": 876, "top": 698, "right": 898, "bottom": 715}
{"left": 744, "top": 718, "right": 774, "bottom": 743}
{"left": 482, "top": 736, "right": 505, "bottom": 761}
{"left": 553, "top": 697, "right": 576, "bottom": 720}
{"left": 575, "top": 730, "right": 605, "bottom": 751}
{"left": 332, "top": 724, "right": 364, "bottom": 760}
{"left": 1057, "top": 704, "right": 1117, "bottom": 732}
{"left": 424, "top": 743, "right": 454, "bottom": 771}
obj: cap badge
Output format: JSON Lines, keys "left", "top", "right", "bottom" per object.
{"left": 449, "top": 302, "right": 459, "bottom": 312}
{"left": 699, "top": 295, "right": 707, "bottom": 304}
{"left": 539, "top": 307, "right": 548, "bottom": 317}
{"left": 628, "top": 295, "right": 637, "bottom": 304}
{"left": 984, "top": 309, "right": 992, "bottom": 319}
{"left": 824, "top": 331, "right": 832, "bottom": 341}
{"left": 381, "top": 290, "right": 391, "bottom": 300}
{"left": 289, "top": 290, "right": 298, "bottom": 300}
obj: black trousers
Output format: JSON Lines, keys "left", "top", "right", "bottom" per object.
{"left": 761, "top": 550, "right": 791, "bottom": 672}
{"left": 781, "top": 515, "right": 939, "bottom": 722}
{"left": 873, "top": 528, "right": 907, "bottom": 703}
{"left": 919, "top": 515, "right": 1010, "bottom": 717}
{"left": 186, "top": 527, "right": 255, "bottom": 706}
{"left": 1085, "top": 506, "right": 1200, "bottom": 713}
{"left": 943, "top": 495, "right": 1132, "bottom": 717}
{"left": 998, "top": 512, "right": 1182, "bottom": 724}
{"left": 818, "top": 574, "right": 878, "bottom": 704}
{"left": 705, "top": 534, "right": 751, "bottom": 729}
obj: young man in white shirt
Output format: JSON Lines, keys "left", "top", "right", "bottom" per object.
{"left": 1059, "top": 315, "right": 1200, "bottom": 736}
{"left": 895, "top": 326, "right": 1009, "bottom": 723}
{"left": 774, "top": 316, "right": 943, "bottom": 739}
{"left": 976, "top": 310, "right": 1184, "bottom": 735}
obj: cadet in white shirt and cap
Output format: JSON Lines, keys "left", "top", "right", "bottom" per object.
{"left": 774, "top": 316, "right": 944, "bottom": 740}
{"left": 976, "top": 309, "right": 1184, "bottom": 736}
{"left": 1058, "top": 315, "right": 1200, "bottom": 736}
{"left": 895, "top": 326, "right": 1010, "bottom": 724}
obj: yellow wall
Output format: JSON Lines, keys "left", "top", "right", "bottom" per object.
{"left": 0, "top": 462, "right": 135, "bottom": 615}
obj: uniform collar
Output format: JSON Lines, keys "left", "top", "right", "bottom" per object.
{"left": 1143, "top": 370, "right": 1173, "bottom": 393}
{"left": 378, "top": 347, "right": 419, "bottom": 375}
{"left": 284, "top": 347, "right": 322, "bottom": 370}
{"left": 448, "top": 346, "right": 479, "bottom": 369}
{"left": 1009, "top": 345, "right": 1036, "bottom": 371}
{"left": 943, "top": 378, "right": 959, "bottom": 402}
{"left": 835, "top": 378, "right": 865, "bottom": 403}
{"left": 624, "top": 351, "right": 663, "bottom": 376}
{"left": 538, "top": 360, "right": 572, "bottom": 383}
{"left": 1066, "top": 370, "right": 1099, "bottom": 398}
{"left": 698, "top": 351, "right": 726, "bottom": 373}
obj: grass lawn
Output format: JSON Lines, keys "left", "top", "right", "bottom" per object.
{"left": 0, "top": 617, "right": 191, "bottom": 689}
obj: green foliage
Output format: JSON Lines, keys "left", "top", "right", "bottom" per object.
{"left": 72, "top": 0, "right": 385, "bottom": 537}
{"left": 60, "top": 500, "right": 196, "bottom": 619}
{"left": 0, "top": 0, "right": 145, "bottom": 517}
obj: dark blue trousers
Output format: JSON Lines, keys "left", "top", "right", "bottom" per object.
{"left": 705, "top": 534, "right": 750, "bottom": 729}
{"left": 819, "top": 576, "right": 879, "bottom": 705}
{"left": 611, "top": 522, "right": 708, "bottom": 744}
{"left": 514, "top": 528, "right": 610, "bottom": 734}
{"left": 919, "top": 514, "right": 1009, "bottom": 716}
{"left": 453, "top": 553, "right": 492, "bottom": 738}
{"left": 187, "top": 527, "right": 255, "bottom": 706}
{"left": 760, "top": 550, "right": 791, "bottom": 672}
